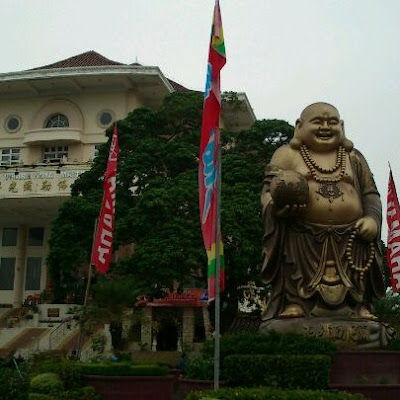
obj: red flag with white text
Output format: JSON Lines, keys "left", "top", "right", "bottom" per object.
{"left": 91, "top": 124, "right": 118, "bottom": 273}
{"left": 387, "top": 169, "right": 400, "bottom": 292}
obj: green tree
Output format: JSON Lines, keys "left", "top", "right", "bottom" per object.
{"left": 47, "top": 92, "right": 293, "bottom": 314}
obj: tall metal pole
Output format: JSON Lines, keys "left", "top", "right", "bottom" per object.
{"left": 213, "top": 145, "right": 222, "bottom": 390}
{"left": 77, "top": 218, "right": 98, "bottom": 359}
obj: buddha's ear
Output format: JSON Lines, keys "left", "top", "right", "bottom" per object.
{"left": 341, "top": 121, "right": 353, "bottom": 151}
{"left": 289, "top": 119, "right": 302, "bottom": 149}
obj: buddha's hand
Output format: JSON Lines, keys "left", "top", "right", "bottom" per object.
{"left": 354, "top": 216, "right": 378, "bottom": 241}
{"left": 273, "top": 202, "right": 307, "bottom": 218}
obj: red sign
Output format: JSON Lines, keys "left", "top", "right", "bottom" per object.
{"left": 387, "top": 170, "right": 400, "bottom": 292}
{"left": 137, "top": 289, "right": 208, "bottom": 308}
{"left": 91, "top": 124, "right": 119, "bottom": 273}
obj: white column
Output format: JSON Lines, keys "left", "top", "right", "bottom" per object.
{"left": 141, "top": 307, "right": 153, "bottom": 349}
{"left": 13, "top": 225, "right": 27, "bottom": 308}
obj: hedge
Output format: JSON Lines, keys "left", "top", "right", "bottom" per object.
{"left": 223, "top": 354, "right": 331, "bottom": 389}
{"left": 185, "top": 387, "right": 367, "bottom": 400}
{"left": 77, "top": 362, "right": 168, "bottom": 376}
{"left": 185, "top": 355, "right": 215, "bottom": 380}
{"left": 201, "top": 331, "right": 337, "bottom": 360}
{"left": 28, "top": 395, "right": 52, "bottom": 400}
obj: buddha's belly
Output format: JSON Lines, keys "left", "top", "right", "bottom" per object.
{"left": 303, "top": 181, "right": 362, "bottom": 225}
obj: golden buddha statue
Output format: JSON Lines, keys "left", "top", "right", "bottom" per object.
{"left": 261, "top": 102, "right": 385, "bottom": 322}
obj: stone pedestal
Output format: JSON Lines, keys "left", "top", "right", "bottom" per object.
{"left": 259, "top": 317, "right": 395, "bottom": 348}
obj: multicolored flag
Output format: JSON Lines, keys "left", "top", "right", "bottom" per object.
{"left": 91, "top": 124, "right": 119, "bottom": 274}
{"left": 199, "top": 0, "right": 226, "bottom": 302}
{"left": 387, "top": 168, "right": 400, "bottom": 292}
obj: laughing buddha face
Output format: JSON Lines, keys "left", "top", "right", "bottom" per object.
{"left": 295, "top": 103, "right": 345, "bottom": 153}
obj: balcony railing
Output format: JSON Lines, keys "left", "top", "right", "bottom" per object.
{"left": 23, "top": 128, "right": 83, "bottom": 145}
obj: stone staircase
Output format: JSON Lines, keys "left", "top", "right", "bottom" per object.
{"left": 0, "top": 327, "right": 49, "bottom": 358}
{"left": 0, "top": 307, "right": 20, "bottom": 328}
{"left": 0, "top": 318, "right": 80, "bottom": 360}
{"left": 329, "top": 351, "right": 400, "bottom": 400}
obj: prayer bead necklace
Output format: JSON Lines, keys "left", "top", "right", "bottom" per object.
{"left": 300, "top": 145, "right": 347, "bottom": 202}
{"left": 345, "top": 228, "right": 375, "bottom": 280}
{"left": 300, "top": 145, "right": 346, "bottom": 183}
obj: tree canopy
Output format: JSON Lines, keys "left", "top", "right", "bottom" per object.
{"left": 47, "top": 92, "right": 294, "bottom": 303}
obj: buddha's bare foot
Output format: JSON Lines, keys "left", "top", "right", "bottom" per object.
{"left": 279, "top": 304, "right": 305, "bottom": 318}
{"left": 358, "top": 306, "right": 378, "bottom": 321}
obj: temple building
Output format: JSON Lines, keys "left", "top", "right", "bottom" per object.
{"left": 0, "top": 51, "right": 255, "bottom": 308}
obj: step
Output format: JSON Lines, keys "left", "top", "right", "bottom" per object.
{"left": 2, "top": 328, "right": 49, "bottom": 357}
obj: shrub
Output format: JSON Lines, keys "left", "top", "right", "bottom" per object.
{"left": 386, "top": 337, "right": 400, "bottom": 350}
{"left": 201, "top": 331, "right": 337, "bottom": 360}
{"left": 77, "top": 362, "right": 168, "bottom": 376}
{"left": 28, "top": 354, "right": 81, "bottom": 390}
{"left": 0, "top": 365, "right": 29, "bottom": 400}
{"left": 185, "top": 355, "right": 215, "bottom": 380}
{"left": 223, "top": 354, "right": 331, "bottom": 389}
{"left": 30, "top": 373, "right": 63, "bottom": 395}
{"left": 185, "top": 387, "right": 367, "bottom": 400}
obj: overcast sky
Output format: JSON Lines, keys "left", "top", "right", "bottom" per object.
{"left": 0, "top": 0, "right": 399, "bottom": 239}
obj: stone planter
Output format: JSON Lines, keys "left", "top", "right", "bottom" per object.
{"left": 329, "top": 351, "right": 400, "bottom": 400}
{"left": 83, "top": 375, "right": 174, "bottom": 400}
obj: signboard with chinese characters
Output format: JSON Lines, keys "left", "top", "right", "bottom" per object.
{"left": 0, "top": 167, "right": 89, "bottom": 198}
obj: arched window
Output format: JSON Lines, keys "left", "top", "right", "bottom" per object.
{"left": 44, "top": 114, "right": 69, "bottom": 128}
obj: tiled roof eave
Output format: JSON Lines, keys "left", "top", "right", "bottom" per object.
{"left": 0, "top": 65, "right": 171, "bottom": 83}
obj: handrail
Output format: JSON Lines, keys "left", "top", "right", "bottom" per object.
{"left": 49, "top": 318, "right": 76, "bottom": 350}
{"left": 49, "top": 321, "right": 66, "bottom": 350}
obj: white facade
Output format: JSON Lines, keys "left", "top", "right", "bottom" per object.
{"left": 0, "top": 51, "right": 255, "bottom": 307}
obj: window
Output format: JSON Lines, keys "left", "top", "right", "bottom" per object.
{"left": 0, "top": 148, "right": 20, "bottom": 165}
{"left": 97, "top": 110, "right": 114, "bottom": 127}
{"left": 43, "top": 145, "right": 68, "bottom": 163}
{"left": 2, "top": 228, "right": 18, "bottom": 246}
{"left": 28, "top": 227, "right": 44, "bottom": 246}
{"left": 5, "top": 115, "right": 22, "bottom": 133}
{"left": 0, "top": 258, "right": 16, "bottom": 290}
{"left": 45, "top": 114, "right": 69, "bottom": 128}
{"left": 25, "top": 257, "right": 42, "bottom": 290}
{"left": 94, "top": 144, "right": 101, "bottom": 159}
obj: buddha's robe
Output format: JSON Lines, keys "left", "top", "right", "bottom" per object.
{"left": 261, "top": 149, "right": 385, "bottom": 320}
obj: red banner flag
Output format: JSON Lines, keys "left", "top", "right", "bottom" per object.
{"left": 387, "top": 169, "right": 400, "bottom": 292}
{"left": 199, "top": 0, "right": 226, "bottom": 302}
{"left": 91, "top": 124, "right": 119, "bottom": 274}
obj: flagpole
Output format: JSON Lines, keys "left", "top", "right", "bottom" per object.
{"left": 214, "top": 145, "right": 222, "bottom": 390}
{"left": 77, "top": 217, "right": 98, "bottom": 360}
{"left": 198, "top": 0, "right": 226, "bottom": 390}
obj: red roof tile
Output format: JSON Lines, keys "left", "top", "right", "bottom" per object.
{"left": 32, "top": 50, "right": 124, "bottom": 70}
{"left": 30, "top": 50, "right": 193, "bottom": 93}
{"left": 168, "top": 79, "right": 190, "bottom": 93}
